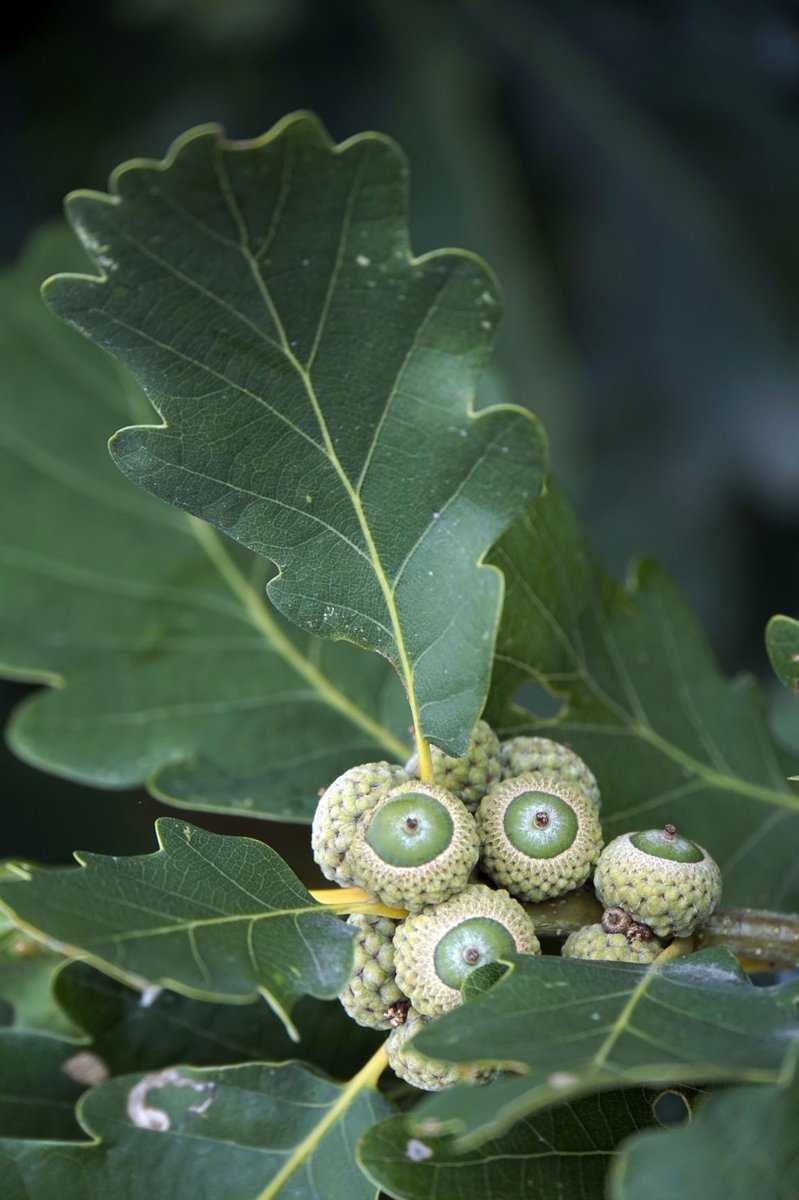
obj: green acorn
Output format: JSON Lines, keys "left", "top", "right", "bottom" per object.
{"left": 594, "top": 826, "right": 722, "bottom": 938}
{"left": 338, "top": 914, "right": 405, "bottom": 1030}
{"left": 406, "top": 721, "right": 502, "bottom": 812}
{"left": 477, "top": 772, "right": 603, "bottom": 902}
{"left": 499, "top": 736, "right": 601, "bottom": 812}
{"left": 562, "top": 923, "right": 662, "bottom": 964}
{"left": 385, "top": 1006, "right": 496, "bottom": 1092}
{"left": 344, "top": 782, "right": 479, "bottom": 912}
{"left": 311, "top": 761, "right": 408, "bottom": 886}
{"left": 393, "top": 882, "right": 540, "bottom": 1017}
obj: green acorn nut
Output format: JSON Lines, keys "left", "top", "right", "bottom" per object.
{"left": 562, "top": 923, "right": 662, "bottom": 964}
{"left": 344, "top": 782, "right": 479, "bottom": 912}
{"left": 385, "top": 1006, "right": 497, "bottom": 1092}
{"left": 406, "top": 720, "right": 502, "bottom": 812}
{"left": 593, "top": 826, "right": 722, "bottom": 938}
{"left": 499, "top": 736, "right": 601, "bottom": 812}
{"left": 477, "top": 772, "right": 603, "bottom": 902}
{"left": 393, "top": 883, "right": 540, "bottom": 1017}
{"left": 311, "top": 761, "right": 408, "bottom": 886}
{"left": 338, "top": 914, "right": 405, "bottom": 1030}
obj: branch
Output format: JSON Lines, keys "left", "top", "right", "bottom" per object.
{"left": 312, "top": 887, "right": 799, "bottom": 972}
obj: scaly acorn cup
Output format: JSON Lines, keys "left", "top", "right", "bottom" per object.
{"left": 344, "top": 782, "right": 479, "bottom": 912}
{"left": 477, "top": 772, "right": 603, "bottom": 902}
{"left": 406, "top": 720, "right": 502, "bottom": 812}
{"left": 562, "top": 924, "right": 662, "bottom": 964}
{"left": 594, "top": 826, "right": 722, "bottom": 939}
{"left": 311, "top": 761, "right": 409, "bottom": 886}
{"left": 499, "top": 735, "right": 601, "bottom": 812}
{"left": 393, "top": 882, "right": 540, "bottom": 1017}
{"left": 338, "top": 914, "right": 405, "bottom": 1030}
{"left": 385, "top": 1006, "right": 497, "bottom": 1092}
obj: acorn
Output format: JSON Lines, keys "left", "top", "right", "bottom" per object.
{"left": 393, "top": 883, "right": 540, "bottom": 1017}
{"left": 344, "top": 782, "right": 479, "bottom": 912}
{"left": 477, "top": 772, "right": 603, "bottom": 902}
{"left": 594, "top": 826, "right": 722, "bottom": 939}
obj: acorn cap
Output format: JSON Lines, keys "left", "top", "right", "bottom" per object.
{"left": 593, "top": 828, "right": 722, "bottom": 938}
{"left": 499, "top": 736, "right": 601, "bottom": 812}
{"left": 385, "top": 1005, "right": 497, "bottom": 1092}
{"left": 561, "top": 923, "right": 662, "bottom": 964}
{"left": 477, "top": 772, "right": 603, "bottom": 902}
{"left": 338, "top": 914, "right": 405, "bottom": 1030}
{"left": 393, "top": 883, "right": 540, "bottom": 1016}
{"left": 406, "top": 720, "right": 502, "bottom": 812}
{"left": 311, "top": 761, "right": 409, "bottom": 885}
{"left": 344, "top": 782, "right": 479, "bottom": 912}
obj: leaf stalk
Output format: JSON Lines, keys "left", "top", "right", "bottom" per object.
{"left": 255, "top": 1041, "right": 388, "bottom": 1200}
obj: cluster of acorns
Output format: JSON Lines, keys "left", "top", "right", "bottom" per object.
{"left": 311, "top": 722, "right": 722, "bottom": 1091}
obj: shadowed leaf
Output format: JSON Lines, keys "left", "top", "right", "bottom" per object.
{"left": 410, "top": 949, "right": 799, "bottom": 1149}
{"left": 488, "top": 485, "right": 799, "bottom": 909}
{"left": 611, "top": 1045, "right": 799, "bottom": 1200}
{"left": 359, "top": 1090, "right": 658, "bottom": 1200}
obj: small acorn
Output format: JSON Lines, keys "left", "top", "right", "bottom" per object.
{"left": 338, "top": 914, "right": 405, "bottom": 1030}
{"left": 562, "top": 923, "right": 662, "bottom": 964}
{"left": 311, "top": 761, "right": 409, "bottom": 886}
{"left": 393, "top": 882, "right": 540, "bottom": 1017}
{"left": 406, "top": 720, "right": 502, "bottom": 812}
{"left": 499, "top": 736, "right": 601, "bottom": 812}
{"left": 344, "top": 782, "right": 479, "bottom": 912}
{"left": 385, "top": 1005, "right": 497, "bottom": 1092}
{"left": 477, "top": 772, "right": 603, "bottom": 902}
{"left": 594, "top": 826, "right": 722, "bottom": 939}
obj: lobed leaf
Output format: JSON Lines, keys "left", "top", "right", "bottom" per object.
{"left": 487, "top": 484, "right": 799, "bottom": 909}
{"left": 54, "top": 959, "right": 383, "bottom": 1080}
{"left": 0, "top": 226, "right": 409, "bottom": 821}
{"left": 410, "top": 948, "right": 799, "bottom": 1149}
{"left": 0, "top": 1061, "right": 391, "bottom": 1199}
{"left": 43, "top": 113, "right": 547, "bottom": 757}
{"left": 0, "top": 819, "right": 355, "bottom": 1035}
{"left": 359, "top": 1091, "right": 658, "bottom": 1200}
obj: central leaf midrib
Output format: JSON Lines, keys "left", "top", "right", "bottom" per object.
{"left": 222, "top": 143, "right": 425, "bottom": 752}
{"left": 84, "top": 903, "right": 335, "bottom": 944}
{"left": 187, "top": 519, "right": 408, "bottom": 761}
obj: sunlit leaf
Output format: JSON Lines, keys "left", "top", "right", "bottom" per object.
{"left": 0, "top": 1061, "right": 391, "bottom": 1199}
{"left": 44, "top": 113, "right": 547, "bottom": 756}
{"left": 0, "top": 818, "right": 354, "bottom": 1033}
{"left": 0, "top": 226, "right": 409, "bottom": 820}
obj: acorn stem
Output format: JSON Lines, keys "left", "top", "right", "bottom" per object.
{"left": 309, "top": 887, "right": 406, "bottom": 919}
{"left": 415, "top": 731, "right": 434, "bottom": 784}
{"left": 654, "top": 935, "right": 694, "bottom": 964}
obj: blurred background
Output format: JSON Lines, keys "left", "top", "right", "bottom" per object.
{"left": 3, "top": 0, "right": 799, "bottom": 874}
